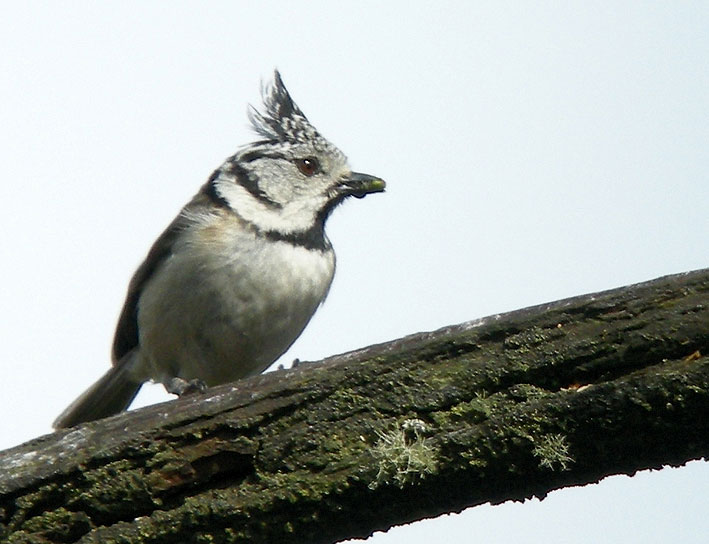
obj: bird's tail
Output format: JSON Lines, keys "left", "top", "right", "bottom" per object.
{"left": 53, "top": 356, "right": 143, "bottom": 429}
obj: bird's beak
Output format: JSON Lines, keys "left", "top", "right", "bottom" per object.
{"left": 340, "top": 172, "right": 386, "bottom": 199}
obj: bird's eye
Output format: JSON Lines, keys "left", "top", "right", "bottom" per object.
{"left": 295, "top": 157, "right": 321, "bottom": 177}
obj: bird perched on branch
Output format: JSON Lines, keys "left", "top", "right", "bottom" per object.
{"left": 54, "top": 71, "right": 385, "bottom": 429}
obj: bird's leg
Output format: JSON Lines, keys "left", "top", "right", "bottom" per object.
{"left": 165, "top": 377, "right": 207, "bottom": 396}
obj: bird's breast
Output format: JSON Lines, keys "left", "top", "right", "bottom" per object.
{"left": 136, "top": 218, "right": 335, "bottom": 385}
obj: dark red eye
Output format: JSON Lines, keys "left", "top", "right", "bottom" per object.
{"left": 295, "top": 157, "right": 320, "bottom": 177}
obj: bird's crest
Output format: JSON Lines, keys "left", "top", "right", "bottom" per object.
{"left": 248, "top": 71, "right": 321, "bottom": 145}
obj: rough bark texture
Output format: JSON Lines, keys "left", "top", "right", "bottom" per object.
{"left": 1, "top": 269, "right": 708, "bottom": 544}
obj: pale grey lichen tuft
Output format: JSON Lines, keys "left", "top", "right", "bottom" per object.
{"left": 369, "top": 419, "right": 438, "bottom": 489}
{"left": 533, "top": 433, "right": 574, "bottom": 471}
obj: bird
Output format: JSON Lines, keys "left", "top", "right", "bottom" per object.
{"left": 53, "top": 71, "right": 385, "bottom": 429}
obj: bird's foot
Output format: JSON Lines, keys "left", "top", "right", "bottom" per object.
{"left": 165, "top": 377, "right": 207, "bottom": 397}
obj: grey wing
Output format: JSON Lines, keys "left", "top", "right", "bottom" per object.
{"left": 111, "top": 211, "right": 192, "bottom": 364}
{"left": 111, "top": 176, "right": 223, "bottom": 364}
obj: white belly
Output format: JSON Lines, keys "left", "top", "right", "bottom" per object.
{"left": 135, "top": 224, "right": 335, "bottom": 386}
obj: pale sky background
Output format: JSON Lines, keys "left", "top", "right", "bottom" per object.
{"left": 1, "top": 2, "right": 708, "bottom": 543}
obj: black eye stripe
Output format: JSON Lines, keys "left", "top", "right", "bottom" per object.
{"left": 240, "top": 150, "right": 288, "bottom": 163}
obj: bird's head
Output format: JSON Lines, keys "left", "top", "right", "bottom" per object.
{"left": 211, "top": 71, "right": 385, "bottom": 239}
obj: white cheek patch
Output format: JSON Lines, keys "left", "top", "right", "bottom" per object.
{"left": 215, "top": 175, "right": 326, "bottom": 233}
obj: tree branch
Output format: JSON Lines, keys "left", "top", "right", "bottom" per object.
{"left": 2, "top": 269, "right": 708, "bottom": 544}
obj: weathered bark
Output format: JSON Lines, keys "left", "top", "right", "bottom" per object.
{"left": 1, "top": 269, "right": 708, "bottom": 544}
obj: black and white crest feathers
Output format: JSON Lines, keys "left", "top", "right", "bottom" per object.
{"left": 248, "top": 71, "right": 321, "bottom": 145}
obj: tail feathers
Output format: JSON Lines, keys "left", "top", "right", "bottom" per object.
{"left": 53, "top": 361, "right": 143, "bottom": 429}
